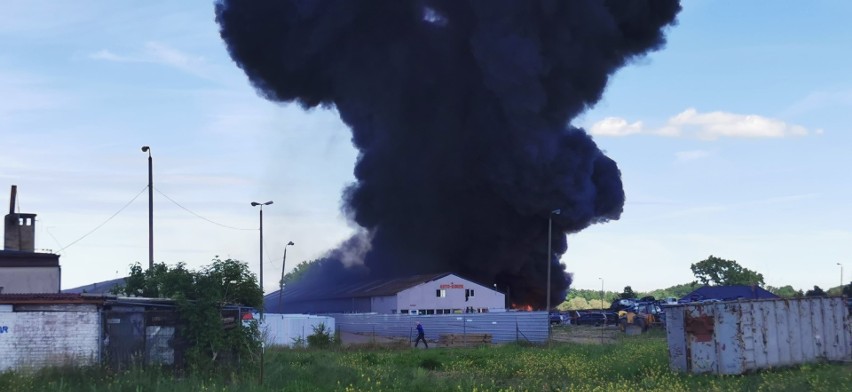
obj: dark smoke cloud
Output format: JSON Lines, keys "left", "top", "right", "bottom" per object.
{"left": 216, "top": 0, "right": 680, "bottom": 308}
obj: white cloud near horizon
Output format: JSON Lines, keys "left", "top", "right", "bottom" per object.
{"left": 590, "top": 108, "right": 816, "bottom": 140}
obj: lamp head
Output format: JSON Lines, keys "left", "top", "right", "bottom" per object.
{"left": 287, "top": 241, "right": 295, "bottom": 246}
{"left": 141, "top": 146, "right": 150, "bottom": 152}
{"left": 250, "top": 202, "right": 260, "bottom": 206}
{"left": 264, "top": 201, "right": 274, "bottom": 205}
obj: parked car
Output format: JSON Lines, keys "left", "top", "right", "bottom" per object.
{"left": 575, "top": 313, "right": 607, "bottom": 326}
{"left": 549, "top": 312, "right": 565, "bottom": 325}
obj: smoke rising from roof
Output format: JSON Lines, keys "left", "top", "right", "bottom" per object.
{"left": 216, "top": 0, "right": 680, "bottom": 308}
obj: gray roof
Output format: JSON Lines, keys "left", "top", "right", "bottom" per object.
{"left": 62, "top": 277, "right": 127, "bottom": 294}
{"left": 265, "top": 272, "right": 454, "bottom": 302}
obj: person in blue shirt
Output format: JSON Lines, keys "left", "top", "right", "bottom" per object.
{"left": 414, "top": 321, "right": 428, "bottom": 348}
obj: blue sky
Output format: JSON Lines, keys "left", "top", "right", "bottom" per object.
{"left": 1, "top": 1, "right": 849, "bottom": 294}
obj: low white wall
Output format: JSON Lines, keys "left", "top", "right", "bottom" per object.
{"left": 0, "top": 310, "right": 101, "bottom": 371}
{"left": 260, "top": 313, "right": 336, "bottom": 347}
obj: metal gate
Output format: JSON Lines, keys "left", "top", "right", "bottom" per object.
{"left": 103, "top": 309, "right": 183, "bottom": 368}
{"left": 104, "top": 309, "right": 146, "bottom": 369}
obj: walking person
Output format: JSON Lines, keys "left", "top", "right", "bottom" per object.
{"left": 414, "top": 321, "right": 428, "bottom": 348}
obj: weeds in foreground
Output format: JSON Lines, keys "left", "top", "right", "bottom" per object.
{"left": 1, "top": 338, "right": 849, "bottom": 391}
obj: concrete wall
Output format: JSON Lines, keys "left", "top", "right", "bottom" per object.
{"left": 395, "top": 274, "right": 505, "bottom": 314}
{"left": 0, "top": 266, "right": 60, "bottom": 294}
{"left": 0, "top": 307, "right": 101, "bottom": 371}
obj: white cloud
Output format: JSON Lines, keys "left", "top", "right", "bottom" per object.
{"left": 664, "top": 108, "right": 809, "bottom": 140}
{"left": 588, "top": 108, "right": 813, "bottom": 140}
{"left": 589, "top": 117, "right": 642, "bottom": 136}
{"left": 89, "top": 49, "right": 133, "bottom": 62}
{"left": 0, "top": 69, "right": 70, "bottom": 118}
{"left": 674, "top": 150, "right": 711, "bottom": 162}
{"left": 143, "top": 42, "right": 206, "bottom": 74}
{"left": 786, "top": 89, "right": 852, "bottom": 116}
{"left": 89, "top": 41, "right": 208, "bottom": 77}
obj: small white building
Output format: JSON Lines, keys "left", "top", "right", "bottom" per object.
{"left": 267, "top": 272, "right": 505, "bottom": 315}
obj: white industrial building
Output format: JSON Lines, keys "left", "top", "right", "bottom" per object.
{"left": 266, "top": 272, "right": 506, "bottom": 315}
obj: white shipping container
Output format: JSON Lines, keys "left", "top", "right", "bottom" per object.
{"left": 664, "top": 297, "right": 851, "bottom": 374}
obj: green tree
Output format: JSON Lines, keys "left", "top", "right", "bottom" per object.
{"left": 767, "top": 285, "right": 800, "bottom": 298}
{"left": 281, "top": 259, "right": 319, "bottom": 285}
{"left": 690, "top": 255, "right": 765, "bottom": 286}
{"left": 117, "top": 257, "right": 262, "bottom": 370}
{"left": 642, "top": 282, "right": 697, "bottom": 300}
{"left": 559, "top": 297, "right": 590, "bottom": 310}
{"left": 844, "top": 281, "right": 852, "bottom": 297}
{"left": 587, "top": 299, "right": 610, "bottom": 310}
{"left": 619, "top": 286, "right": 637, "bottom": 299}
{"left": 805, "top": 285, "right": 826, "bottom": 297}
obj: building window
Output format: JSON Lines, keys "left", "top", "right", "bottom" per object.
{"left": 400, "top": 310, "right": 409, "bottom": 314}
{"left": 436, "top": 289, "right": 447, "bottom": 298}
{"left": 470, "top": 289, "right": 475, "bottom": 297}
{"left": 391, "top": 309, "right": 397, "bottom": 314}
{"left": 425, "top": 309, "right": 435, "bottom": 315}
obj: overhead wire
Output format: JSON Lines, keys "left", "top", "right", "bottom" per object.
{"left": 57, "top": 186, "right": 148, "bottom": 253}
{"left": 154, "top": 187, "right": 255, "bottom": 231}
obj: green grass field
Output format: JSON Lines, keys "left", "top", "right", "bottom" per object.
{"left": 1, "top": 330, "right": 849, "bottom": 391}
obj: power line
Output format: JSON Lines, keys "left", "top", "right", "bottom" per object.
{"left": 57, "top": 186, "right": 147, "bottom": 253}
{"left": 154, "top": 187, "right": 255, "bottom": 231}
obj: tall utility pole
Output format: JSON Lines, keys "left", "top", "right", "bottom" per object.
{"left": 251, "top": 200, "right": 273, "bottom": 385}
{"left": 278, "top": 241, "right": 295, "bottom": 310}
{"left": 141, "top": 146, "right": 153, "bottom": 269}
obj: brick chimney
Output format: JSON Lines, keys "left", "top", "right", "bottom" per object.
{"left": 4, "top": 185, "right": 36, "bottom": 252}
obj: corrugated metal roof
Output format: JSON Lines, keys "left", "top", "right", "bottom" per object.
{"left": 680, "top": 285, "right": 778, "bottom": 302}
{"left": 0, "top": 293, "right": 104, "bottom": 304}
{"left": 267, "top": 272, "right": 453, "bottom": 302}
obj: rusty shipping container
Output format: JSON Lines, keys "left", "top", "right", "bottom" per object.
{"left": 664, "top": 297, "right": 851, "bottom": 374}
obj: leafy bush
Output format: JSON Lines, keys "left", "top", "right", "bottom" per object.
{"left": 306, "top": 323, "right": 335, "bottom": 349}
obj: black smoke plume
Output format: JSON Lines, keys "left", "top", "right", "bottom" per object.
{"left": 216, "top": 0, "right": 680, "bottom": 308}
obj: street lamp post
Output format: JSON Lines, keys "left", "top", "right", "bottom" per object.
{"left": 546, "top": 209, "right": 561, "bottom": 337}
{"left": 598, "top": 277, "right": 604, "bottom": 312}
{"left": 251, "top": 200, "right": 272, "bottom": 385}
{"left": 141, "top": 146, "right": 153, "bottom": 270}
{"left": 278, "top": 241, "right": 295, "bottom": 310}
{"left": 838, "top": 263, "right": 844, "bottom": 290}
